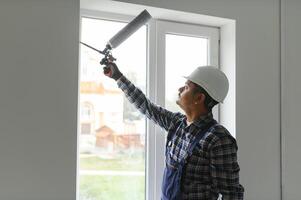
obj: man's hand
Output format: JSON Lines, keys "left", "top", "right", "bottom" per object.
{"left": 103, "top": 62, "right": 123, "bottom": 81}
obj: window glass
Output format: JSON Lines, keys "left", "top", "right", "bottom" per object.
{"left": 79, "top": 17, "right": 146, "bottom": 200}
{"left": 165, "top": 34, "right": 208, "bottom": 113}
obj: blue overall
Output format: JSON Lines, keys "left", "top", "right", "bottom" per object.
{"left": 161, "top": 120, "right": 217, "bottom": 200}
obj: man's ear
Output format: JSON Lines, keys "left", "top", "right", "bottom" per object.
{"left": 195, "top": 92, "right": 206, "bottom": 104}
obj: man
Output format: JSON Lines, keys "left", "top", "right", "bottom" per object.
{"left": 103, "top": 62, "right": 244, "bottom": 200}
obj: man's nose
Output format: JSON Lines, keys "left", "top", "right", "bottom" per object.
{"left": 178, "top": 87, "right": 184, "bottom": 92}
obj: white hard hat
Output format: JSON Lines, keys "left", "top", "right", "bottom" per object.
{"left": 184, "top": 66, "right": 229, "bottom": 103}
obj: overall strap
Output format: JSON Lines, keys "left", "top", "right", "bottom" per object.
{"left": 185, "top": 120, "right": 217, "bottom": 161}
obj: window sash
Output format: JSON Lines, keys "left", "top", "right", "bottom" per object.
{"left": 153, "top": 19, "right": 219, "bottom": 200}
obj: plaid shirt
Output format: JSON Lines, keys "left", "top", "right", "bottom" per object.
{"left": 117, "top": 76, "right": 244, "bottom": 200}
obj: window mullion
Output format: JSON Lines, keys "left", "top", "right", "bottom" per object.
{"left": 146, "top": 18, "right": 158, "bottom": 200}
{"left": 154, "top": 20, "right": 168, "bottom": 200}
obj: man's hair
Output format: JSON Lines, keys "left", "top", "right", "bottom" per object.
{"left": 192, "top": 83, "right": 218, "bottom": 111}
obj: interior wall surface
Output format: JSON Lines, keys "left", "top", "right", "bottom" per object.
{"left": 0, "top": 0, "right": 79, "bottom": 200}
{"left": 281, "top": 0, "right": 301, "bottom": 199}
{"left": 114, "top": 0, "right": 281, "bottom": 199}
{"left": 3, "top": 0, "right": 301, "bottom": 199}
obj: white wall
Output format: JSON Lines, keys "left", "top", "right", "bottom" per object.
{"left": 0, "top": 1, "right": 79, "bottom": 200}
{"left": 0, "top": 0, "right": 300, "bottom": 199}
{"left": 281, "top": 0, "right": 301, "bottom": 199}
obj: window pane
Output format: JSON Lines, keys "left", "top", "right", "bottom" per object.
{"left": 165, "top": 34, "right": 208, "bottom": 113}
{"left": 80, "top": 17, "right": 146, "bottom": 200}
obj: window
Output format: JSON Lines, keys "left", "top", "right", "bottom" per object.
{"left": 81, "top": 103, "right": 94, "bottom": 121}
{"left": 81, "top": 123, "right": 91, "bottom": 135}
{"left": 165, "top": 34, "right": 208, "bottom": 113}
{"left": 79, "top": 11, "right": 219, "bottom": 200}
{"left": 79, "top": 15, "right": 147, "bottom": 200}
{"left": 152, "top": 20, "right": 219, "bottom": 199}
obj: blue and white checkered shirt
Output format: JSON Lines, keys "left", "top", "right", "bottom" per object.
{"left": 117, "top": 76, "right": 244, "bottom": 200}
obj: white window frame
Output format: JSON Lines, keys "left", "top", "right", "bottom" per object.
{"left": 79, "top": 9, "right": 219, "bottom": 200}
{"left": 150, "top": 20, "right": 219, "bottom": 200}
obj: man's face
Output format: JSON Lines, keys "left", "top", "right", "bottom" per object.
{"left": 176, "top": 80, "right": 198, "bottom": 110}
